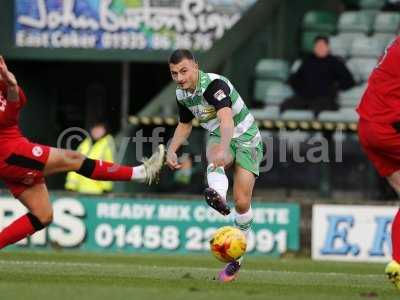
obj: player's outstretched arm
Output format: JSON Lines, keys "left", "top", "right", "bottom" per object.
{"left": 166, "top": 122, "right": 192, "bottom": 170}
{"left": 0, "top": 56, "right": 19, "bottom": 102}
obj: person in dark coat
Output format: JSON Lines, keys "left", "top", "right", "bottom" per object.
{"left": 280, "top": 36, "right": 355, "bottom": 117}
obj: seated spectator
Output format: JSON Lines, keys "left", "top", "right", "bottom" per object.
{"left": 280, "top": 36, "right": 355, "bottom": 117}
{"left": 65, "top": 122, "right": 116, "bottom": 194}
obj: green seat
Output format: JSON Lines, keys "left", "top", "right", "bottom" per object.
{"left": 255, "top": 59, "right": 289, "bottom": 81}
{"left": 318, "top": 108, "right": 358, "bottom": 122}
{"left": 264, "top": 82, "right": 293, "bottom": 105}
{"left": 330, "top": 35, "right": 349, "bottom": 58}
{"left": 359, "top": 0, "right": 386, "bottom": 9}
{"left": 302, "top": 11, "right": 338, "bottom": 33}
{"left": 338, "top": 84, "right": 367, "bottom": 108}
{"left": 280, "top": 110, "right": 314, "bottom": 121}
{"left": 374, "top": 12, "right": 400, "bottom": 33}
{"left": 254, "top": 80, "right": 293, "bottom": 105}
{"left": 372, "top": 33, "right": 396, "bottom": 46}
{"left": 338, "top": 11, "right": 375, "bottom": 33}
{"left": 254, "top": 80, "right": 270, "bottom": 103}
{"left": 250, "top": 106, "right": 281, "bottom": 120}
{"left": 301, "top": 30, "right": 331, "bottom": 53}
{"left": 350, "top": 36, "right": 386, "bottom": 58}
{"left": 346, "top": 58, "right": 377, "bottom": 83}
{"left": 330, "top": 33, "right": 365, "bottom": 58}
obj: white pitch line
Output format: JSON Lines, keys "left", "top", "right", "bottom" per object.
{"left": 0, "top": 259, "right": 383, "bottom": 279}
{"left": 0, "top": 260, "right": 103, "bottom": 268}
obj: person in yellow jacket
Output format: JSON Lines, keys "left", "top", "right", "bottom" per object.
{"left": 65, "top": 123, "right": 116, "bottom": 194}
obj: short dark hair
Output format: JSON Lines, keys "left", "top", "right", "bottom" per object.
{"left": 314, "top": 35, "right": 329, "bottom": 45}
{"left": 169, "top": 49, "right": 196, "bottom": 64}
{"left": 90, "top": 120, "right": 108, "bottom": 132}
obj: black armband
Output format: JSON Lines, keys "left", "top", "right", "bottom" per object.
{"left": 203, "top": 79, "right": 232, "bottom": 111}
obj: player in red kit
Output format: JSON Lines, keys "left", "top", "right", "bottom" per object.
{"left": 357, "top": 37, "right": 400, "bottom": 290}
{"left": 0, "top": 56, "right": 165, "bottom": 249}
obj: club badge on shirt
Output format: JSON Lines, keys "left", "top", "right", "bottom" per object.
{"left": 213, "top": 89, "right": 226, "bottom": 101}
{"left": 32, "top": 146, "right": 43, "bottom": 157}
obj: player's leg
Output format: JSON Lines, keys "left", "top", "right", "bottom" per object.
{"left": 204, "top": 136, "right": 234, "bottom": 215}
{"left": 387, "top": 171, "right": 400, "bottom": 260}
{"left": 218, "top": 143, "right": 262, "bottom": 282}
{"left": 218, "top": 165, "right": 255, "bottom": 282}
{"left": 359, "top": 120, "right": 400, "bottom": 289}
{"left": 231, "top": 143, "right": 263, "bottom": 236}
{"left": 0, "top": 183, "right": 51, "bottom": 249}
{"left": 232, "top": 166, "right": 255, "bottom": 235}
{"left": 43, "top": 144, "right": 165, "bottom": 185}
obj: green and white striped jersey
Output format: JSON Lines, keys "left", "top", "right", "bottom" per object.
{"left": 176, "top": 70, "right": 261, "bottom": 148}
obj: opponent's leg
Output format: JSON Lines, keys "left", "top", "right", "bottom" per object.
{"left": 204, "top": 143, "right": 233, "bottom": 215}
{"left": 44, "top": 145, "right": 165, "bottom": 185}
{"left": 219, "top": 166, "right": 255, "bottom": 282}
{"left": 0, "top": 183, "right": 51, "bottom": 249}
{"left": 385, "top": 171, "right": 400, "bottom": 289}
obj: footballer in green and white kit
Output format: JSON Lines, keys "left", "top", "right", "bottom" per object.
{"left": 166, "top": 49, "right": 263, "bottom": 282}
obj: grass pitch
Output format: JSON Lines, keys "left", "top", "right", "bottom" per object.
{"left": 0, "top": 251, "right": 397, "bottom": 300}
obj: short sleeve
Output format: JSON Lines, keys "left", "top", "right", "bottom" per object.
{"left": 176, "top": 99, "right": 194, "bottom": 123}
{"left": 0, "top": 82, "right": 27, "bottom": 107}
{"left": 203, "top": 79, "right": 232, "bottom": 111}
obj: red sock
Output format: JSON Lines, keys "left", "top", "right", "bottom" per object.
{"left": 91, "top": 160, "right": 133, "bottom": 181}
{"left": 0, "top": 214, "right": 40, "bottom": 249}
{"left": 392, "top": 209, "right": 400, "bottom": 263}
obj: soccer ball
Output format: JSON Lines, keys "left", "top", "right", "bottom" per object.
{"left": 210, "top": 226, "right": 247, "bottom": 263}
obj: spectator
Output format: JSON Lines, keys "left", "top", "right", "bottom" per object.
{"left": 65, "top": 122, "right": 116, "bottom": 194}
{"left": 280, "top": 36, "right": 355, "bottom": 117}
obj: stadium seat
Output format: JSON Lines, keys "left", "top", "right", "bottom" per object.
{"left": 330, "top": 33, "right": 366, "bottom": 58}
{"left": 302, "top": 30, "right": 332, "bottom": 52}
{"left": 318, "top": 108, "right": 359, "bottom": 122}
{"left": 359, "top": 0, "right": 386, "bottom": 10}
{"left": 302, "top": 11, "right": 338, "bottom": 33}
{"left": 255, "top": 59, "right": 290, "bottom": 81}
{"left": 374, "top": 12, "right": 400, "bottom": 33}
{"left": 264, "top": 82, "right": 293, "bottom": 105}
{"left": 350, "top": 36, "right": 385, "bottom": 58}
{"left": 337, "top": 11, "right": 375, "bottom": 34}
{"left": 338, "top": 84, "right": 367, "bottom": 108}
{"left": 250, "top": 106, "right": 281, "bottom": 120}
{"left": 280, "top": 109, "right": 314, "bottom": 121}
{"left": 372, "top": 33, "right": 396, "bottom": 46}
{"left": 330, "top": 35, "right": 350, "bottom": 58}
{"left": 255, "top": 81, "right": 293, "bottom": 105}
{"left": 254, "top": 79, "right": 270, "bottom": 103}
{"left": 346, "top": 58, "right": 377, "bottom": 83}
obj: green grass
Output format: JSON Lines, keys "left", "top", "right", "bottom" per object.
{"left": 0, "top": 251, "right": 397, "bottom": 300}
